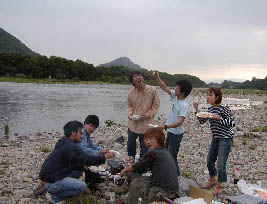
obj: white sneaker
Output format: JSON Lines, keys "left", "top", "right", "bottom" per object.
{"left": 45, "top": 192, "right": 64, "bottom": 204}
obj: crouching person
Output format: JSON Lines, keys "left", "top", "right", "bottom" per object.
{"left": 120, "top": 128, "right": 179, "bottom": 204}
{"left": 39, "top": 121, "right": 114, "bottom": 203}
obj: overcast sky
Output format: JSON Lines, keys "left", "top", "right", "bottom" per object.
{"left": 1, "top": 0, "right": 267, "bottom": 82}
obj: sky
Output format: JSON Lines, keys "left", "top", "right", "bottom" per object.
{"left": 1, "top": 0, "right": 267, "bottom": 83}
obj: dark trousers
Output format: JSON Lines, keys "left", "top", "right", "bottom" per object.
{"left": 127, "top": 129, "right": 148, "bottom": 158}
{"left": 166, "top": 132, "right": 183, "bottom": 176}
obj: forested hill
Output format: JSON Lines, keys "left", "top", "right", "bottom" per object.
{"left": 0, "top": 27, "right": 39, "bottom": 57}
{"left": 98, "top": 56, "right": 142, "bottom": 69}
{"left": 0, "top": 52, "right": 206, "bottom": 87}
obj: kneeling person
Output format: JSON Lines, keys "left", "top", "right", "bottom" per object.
{"left": 39, "top": 121, "right": 114, "bottom": 203}
{"left": 120, "top": 128, "right": 178, "bottom": 204}
{"left": 72, "top": 115, "right": 108, "bottom": 190}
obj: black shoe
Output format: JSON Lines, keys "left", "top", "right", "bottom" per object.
{"left": 85, "top": 170, "right": 104, "bottom": 184}
{"left": 33, "top": 185, "right": 47, "bottom": 197}
{"left": 87, "top": 183, "right": 100, "bottom": 192}
{"left": 94, "top": 176, "right": 105, "bottom": 183}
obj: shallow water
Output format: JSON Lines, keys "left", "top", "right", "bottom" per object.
{"left": 0, "top": 82, "right": 171, "bottom": 136}
{"left": 0, "top": 82, "right": 262, "bottom": 137}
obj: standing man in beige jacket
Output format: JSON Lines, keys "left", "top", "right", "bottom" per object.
{"left": 127, "top": 71, "right": 160, "bottom": 159}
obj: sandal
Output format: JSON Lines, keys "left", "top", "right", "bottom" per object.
{"left": 201, "top": 177, "right": 216, "bottom": 189}
{"left": 213, "top": 183, "right": 222, "bottom": 196}
{"left": 201, "top": 182, "right": 216, "bottom": 189}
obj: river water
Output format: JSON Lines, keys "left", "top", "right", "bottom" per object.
{"left": 0, "top": 82, "right": 263, "bottom": 137}
{"left": 0, "top": 82, "right": 173, "bottom": 136}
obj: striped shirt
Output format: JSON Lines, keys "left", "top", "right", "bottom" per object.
{"left": 196, "top": 105, "right": 235, "bottom": 139}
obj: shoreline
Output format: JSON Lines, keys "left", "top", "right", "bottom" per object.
{"left": 0, "top": 103, "right": 266, "bottom": 203}
{"left": 1, "top": 77, "right": 267, "bottom": 96}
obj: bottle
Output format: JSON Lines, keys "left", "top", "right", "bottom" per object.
{"left": 110, "top": 192, "right": 115, "bottom": 203}
{"left": 138, "top": 197, "right": 142, "bottom": 204}
{"left": 234, "top": 167, "right": 240, "bottom": 184}
{"left": 135, "top": 154, "right": 140, "bottom": 163}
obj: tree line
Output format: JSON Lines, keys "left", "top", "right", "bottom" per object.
{"left": 219, "top": 78, "right": 267, "bottom": 90}
{"left": 0, "top": 52, "right": 206, "bottom": 87}
{"left": 1, "top": 52, "right": 265, "bottom": 89}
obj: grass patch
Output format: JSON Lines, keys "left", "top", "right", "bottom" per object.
{"left": 0, "top": 160, "right": 9, "bottom": 165}
{"left": 40, "top": 146, "right": 50, "bottom": 153}
{"left": 66, "top": 194, "right": 99, "bottom": 204}
{"left": 221, "top": 88, "right": 267, "bottom": 95}
{"left": 231, "top": 141, "right": 235, "bottom": 147}
{"left": 251, "top": 127, "right": 260, "bottom": 132}
{"left": 104, "top": 120, "right": 117, "bottom": 127}
{"left": 183, "top": 172, "right": 194, "bottom": 180}
{"left": 4, "top": 123, "right": 9, "bottom": 135}
{"left": 0, "top": 77, "right": 113, "bottom": 85}
{"left": 249, "top": 144, "right": 257, "bottom": 150}
{"left": 0, "top": 169, "right": 5, "bottom": 175}
{"left": 262, "top": 126, "right": 267, "bottom": 132}
{"left": 242, "top": 138, "right": 248, "bottom": 145}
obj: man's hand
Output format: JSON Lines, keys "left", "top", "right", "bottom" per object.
{"left": 158, "top": 124, "right": 165, "bottom": 130}
{"left": 153, "top": 71, "right": 160, "bottom": 79}
{"left": 100, "top": 149, "right": 109, "bottom": 155}
{"left": 104, "top": 152, "right": 115, "bottom": 159}
{"left": 193, "top": 102, "right": 199, "bottom": 112}
{"left": 84, "top": 165, "right": 90, "bottom": 170}
{"left": 120, "top": 169, "right": 126, "bottom": 177}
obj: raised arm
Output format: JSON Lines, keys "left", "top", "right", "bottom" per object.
{"left": 153, "top": 71, "right": 171, "bottom": 95}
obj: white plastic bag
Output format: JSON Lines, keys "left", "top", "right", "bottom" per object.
{"left": 237, "top": 179, "right": 267, "bottom": 199}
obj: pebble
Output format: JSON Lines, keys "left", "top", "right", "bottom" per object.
{"left": 2, "top": 189, "right": 12, "bottom": 195}
{"left": 0, "top": 95, "right": 266, "bottom": 204}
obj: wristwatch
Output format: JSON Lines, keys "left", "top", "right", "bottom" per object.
{"left": 164, "top": 124, "right": 167, "bottom": 131}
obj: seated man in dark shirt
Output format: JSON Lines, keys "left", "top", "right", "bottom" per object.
{"left": 39, "top": 121, "right": 114, "bottom": 203}
{"left": 120, "top": 128, "right": 179, "bottom": 204}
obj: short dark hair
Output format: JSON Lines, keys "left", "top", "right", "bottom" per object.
{"left": 84, "top": 115, "right": 99, "bottom": 128}
{"left": 207, "top": 87, "right": 222, "bottom": 104}
{"left": 176, "top": 80, "right": 192, "bottom": 98}
{"left": 129, "top": 71, "right": 143, "bottom": 83}
{"left": 144, "top": 128, "right": 165, "bottom": 147}
{"left": 63, "top": 121, "right": 83, "bottom": 137}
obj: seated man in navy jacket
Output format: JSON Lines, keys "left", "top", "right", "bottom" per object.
{"left": 72, "top": 115, "right": 108, "bottom": 190}
{"left": 39, "top": 121, "right": 114, "bottom": 203}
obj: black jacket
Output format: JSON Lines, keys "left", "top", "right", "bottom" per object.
{"left": 39, "top": 137, "right": 106, "bottom": 183}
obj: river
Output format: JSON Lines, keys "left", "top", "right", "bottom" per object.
{"left": 0, "top": 82, "right": 263, "bottom": 137}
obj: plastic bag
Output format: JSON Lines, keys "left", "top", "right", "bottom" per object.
{"left": 237, "top": 179, "right": 267, "bottom": 199}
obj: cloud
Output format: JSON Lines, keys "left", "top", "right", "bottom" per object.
{"left": 0, "top": 0, "right": 267, "bottom": 81}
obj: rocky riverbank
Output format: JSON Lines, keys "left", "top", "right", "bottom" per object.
{"left": 0, "top": 103, "right": 266, "bottom": 204}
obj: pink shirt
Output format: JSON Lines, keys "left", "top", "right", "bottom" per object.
{"left": 128, "top": 84, "right": 160, "bottom": 134}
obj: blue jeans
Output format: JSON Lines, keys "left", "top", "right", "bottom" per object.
{"left": 72, "top": 170, "right": 83, "bottom": 179}
{"left": 44, "top": 177, "right": 86, "bottom": 202}
{"left": 127, "top": 129, "right": 148, "bottom": 158}
{"left": 166, "top": 132, "right": 183, "bottom": 176}
{"left": 207, "top": 138, "right": 232, "bottom": 183}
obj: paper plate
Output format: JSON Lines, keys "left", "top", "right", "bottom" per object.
{"left": 196, "top": 112, "right": 214, "bottom": 118}
{"left": 109, "top": 150, "right": 121, "bottom": 157}
{"left": 148, "top": 124, "right": 158, "bottom": 128}
{"left": 130, "top": 115, "right": 141, "bottom": 120}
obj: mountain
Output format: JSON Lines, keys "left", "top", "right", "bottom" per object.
{"left": 0, "top": 27, "right": 39, "bottom": 56}
{"left": 98, "top": 56, "right": 142, "bottom": 69}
